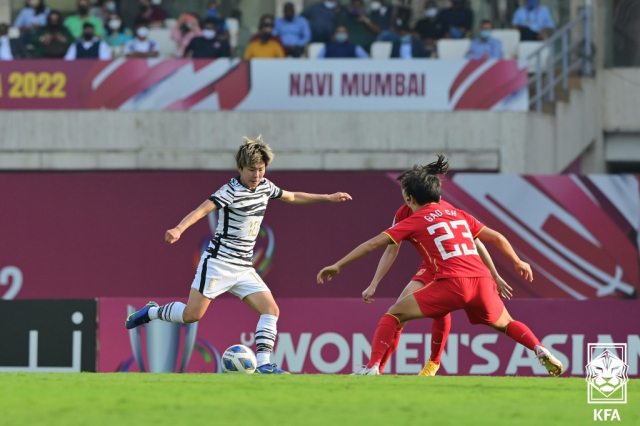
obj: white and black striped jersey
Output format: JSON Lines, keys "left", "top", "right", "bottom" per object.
{"left": 206, "top": 177, "right": 283, "bottom": 267}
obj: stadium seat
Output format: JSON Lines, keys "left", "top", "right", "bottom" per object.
{"left": 370, "top": 41, "right": 392, "bottom": 59}
{"left": 490, "top": 29, "right": 520, "bottom": 59}
{"left": 518, "top": 41, "right": 549, "bottom": 73}
{"left": 148, "top": 28, "right": 176, "bottom": 58}
{"left": 226, "top": 17, "right": 239, "bottom": 49}
{"left": 307, "top": 42, "right": 325, "bottom": 59}
{"left": 436, "top": 39, "right": 471, "bottom": 59}
{"left": 165, "top": 18, "right": 177, "bottom": 29}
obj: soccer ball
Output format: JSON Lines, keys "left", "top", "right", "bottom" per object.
{"left": 221, "top": 345, "right": 257, "bottom": 374}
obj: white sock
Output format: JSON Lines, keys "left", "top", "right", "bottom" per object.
{"left": 255, "top": 314, "right": 278, "bottom": 367}
{"left": 155, "top": 302, "right": 186, "bottom": 323}
{"left": 148, "top": 307, "right": 159, "bottom": 320}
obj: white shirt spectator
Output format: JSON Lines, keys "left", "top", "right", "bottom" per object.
{"left": 0, "top": 36, "right": 13, "bottom": 60}
{"left": 64, "top": 38, "right": 112, "bottom": 60}
{"left": 124, "top": 38, "right": 160, "bottom": 55}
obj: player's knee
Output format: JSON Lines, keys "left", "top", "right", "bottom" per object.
{"left": 183, "top": 308, "right": 204, "bottom": 323}
{"left": 267, "top": 304, "right": 280, "bottom": 317}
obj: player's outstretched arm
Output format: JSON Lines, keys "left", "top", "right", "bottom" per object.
{"left": 477, "top": 228, "right": 533, "bottom": 282}
{"left": 475, "top": 238, "right": 512, "bottom": 299}
{"left": 362, "top": 243, "right": 401, "bottom": 304}
{"left": 165, "top": 200, "right": 217, "bottom": 245}
{"left": 279, "top": 190, "right": 352, "bottom": 205}
{"left": 317, "top": 233, "right": 392, "bottom": 284}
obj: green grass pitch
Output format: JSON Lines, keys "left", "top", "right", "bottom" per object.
{"left": 1, "top": 374, "right": 638, "bottom": 426}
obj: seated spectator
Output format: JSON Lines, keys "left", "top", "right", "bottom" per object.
{"left": 64, "top": 0, "right": 104, "bottom": 39}
{"left": 391, "top": 19, "right": 427, "bottom": 59}
{"left": 414, "top": 1, "right": 445, "bottom": 42}
{"left": 136, "top": 0, "right": 166, "bottom": 28}
{"left": 243, "top": 18, "right": 285, "bottom": 59}
{"left": 336, "top": 0, "right": 380, "bottom": 53}
{"left": 204, "top": 1, "right": 229, "bottom": 40}
{"left": 105, "top": 12, "right": 133, "bottom": 47}
{"left": 64, "top": 22, "right": 111, "bottom": 59}
{"left": 302, "top": 0, "right": 340, "bottom": 43}
{"left": 512, "top": 0, "right": 555, "bottom": 41}
{"left": 274, "top": 2, "right": 311, "bottom": 58}
{"left": 0, "top": 23, "right": 28, "bottom": 59}
{"left": 124, "top": 19, "right": 159, "bottom": 58}
{"left": 184, "top": 18, "right": 230, "bottom": 58}
{"left": 369, "top": 1, "right": 391, "bottom": 31}
{"left": 249, "top": 15, "right": 285, "bottom": 50}
{"left": 465, "top": 20, "right": 502, "bottom": 59}
{"left": 90, "top": 0, "right": 116, "bottom": 26}
{"left": 439, "top": 0, "right": 473, "bottom": 39}
{"left": 171, "top": 13, "right": 201, "bottom": 58}
{"left": 318, "top": 25, "right": 368, "bottom": 58}
{"left": 14, "top": 0, "right": 50, "bottom": 40}
{"left": 30, "top": 10, "right": 74, "bottom": 58}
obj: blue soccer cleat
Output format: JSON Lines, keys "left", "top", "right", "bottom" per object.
{"left": 255, "top": 363, "right": 290, "bottom": 374}
{"left": 125, "top": 301, "right": 158, "bottom": 329}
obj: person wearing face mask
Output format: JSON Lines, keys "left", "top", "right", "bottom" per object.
{"left": 439, "top": 0, "right": 473, "bottom": 39}
{"left": 31, "top": 10, "right": 73, "bottom": 57}
{"left": 243, "top": 17, "right": 285, "bottom": 59}
{"left": 302, "top": 0, "right": 341, "bottom": 44}
{"left": 318, "top": 25, "right": 369, "bottom": 58}
{"left": 64, "top": 22, "right": 111, "bottom": 59}
{"left": 90, "top": 0, "right": 116, "bottom": 27}
{"left": 369, "top": 1, "right": 391, "bottom": 32}
{"left": 390, "top": 19, "right": 427, "bottom": 59}
{"left": 171, "top": 13, "right": 202, "bottom": 58}
{"left": 124, "top": 19, "right": 160, "bottom": 58}
{"left": 273, "top": 2, "right": 311, "bottom": 57}
{"left": 414, "top": 0, "right": 444, "bottom": 44}
{"left": 465, "top": 19, "right": 503, "bottom": 59}
{"left": 204, "top": 1, "right": 229, "bottom": 40}
{"left": 511, "top": 0, "right": 555, "bottom": 41}
{"left": 184, "top": 19, "right": 230, "bottom": 58}
{"left": 0, "top": 23, "right": 28, "bottom": 59}
{"left": 136, "top": 0, "right": 166, "bottom": 28}
{"left": 64, "top": 0, "right": 104, "bottom": 39}
{"left": 336, "top": 0, "right": 380, "bottom": 53}
{"left": 14, "top": 0, "right": 50, "bottom": 39}
{"left": 105, "top": 12, "right": 133, "bottom": 47}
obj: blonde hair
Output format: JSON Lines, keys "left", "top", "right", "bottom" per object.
{"left": 235, "top": 135, "right": 274, "bottom": 169}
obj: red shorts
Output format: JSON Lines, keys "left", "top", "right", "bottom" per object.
{"left": 411, "top": 268, "right": 433, "bottom": 285}
{"left": 412, "top": 277, "right": 504, "bottom": 325}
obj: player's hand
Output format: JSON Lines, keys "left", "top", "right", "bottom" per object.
{"left": 514, "top": 260, "right": 533, "bottom": 282}
{"left": 362, "top": 285, "right": 376, "bottom": 304}
{"left": 329, "top": 192, "right": 352, "bottom": 203}
{"left": 494, "top": 275, "right": 513, "bottom": 299}
{"left": 165, "top": 228, "right": 182, "bottom": 244}
{"left": 317, "top": 264, "right": 340, "bottom": 284}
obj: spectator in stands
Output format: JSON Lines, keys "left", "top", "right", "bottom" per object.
{"left": 302, "top": 0, "right": 340, "bottom": 43}
{"left": 136, "top": 0, "right": 166, "bottom": 28}
{"left": 439, "top": 0, "right": 473, "bottom": 39}
{"left": 274, "top": 2, "right": 311, "bottom": 58}
{"left": 336, "top": 0, "right": 380, "bottom": 53}
{"left": 171, "top": 13, "right": 201, "bottom": 58}
{"left": 105, "top": 12, "right": 133, "bottom": 47}
{"left": 414, "top": 1, "right": 445, "bottom": 44}
{"left": 124, "top": 19, "right": 159, "bottom": 58}
{"left": 30, "top": 10, "right": 74, "bottom": 57}
{"left": 369, "top": 1, "right": 391, "bottom": 32}
{"left": 318, "top": 25, "right": 368, "bottom": 58}
{"left": 64, "top": 22, "right": 111, "bottom": 59}
{"left": 511, "top": 0, "right": 555, "bottom": 41}
{"left": 0, "top": 23, "right": 28, "bottom": 59}
{"left": 204, "top": 1, "right": 229, "bottom": 40}
{"left": 465, "top": 19, "right": 502, "bottom": 59}
{"left": 14, "top": 0, "right": 50, "bottom": 40}
{"left": 64, "top": 0, "right": 104, "bottom": 39}
{"left": 90, "top": 0, "right": 116, "bottom": 26}
{"left": 391, "top": 19, "right": 427, "bottom": 59}
{"left": 243, "top": 17, "right": 285, "bottom": 59}
{"left": 184, "top": 18, "right": 230, "bottom": 58}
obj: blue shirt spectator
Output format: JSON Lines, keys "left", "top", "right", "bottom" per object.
{"left": 14, "top": 0, "right": 50, "bottom": 32}
{"left": 512, "top": 0, "right": 555, "bottom": 40}
{"left": 274, "top": 2, "right": 311, "bottom": 57}
{"left": 302, "top": 0, "right": 340, "bottom": 43}
{"left": 465, "top": 20, "right": 502, "bottom": 59}
{"left": 317, "top": 25, "right": 368, "bottom": 58}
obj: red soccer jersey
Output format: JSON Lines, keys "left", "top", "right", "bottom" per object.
{"left": 384, "top": 202, "right": 491, "bottom": 280}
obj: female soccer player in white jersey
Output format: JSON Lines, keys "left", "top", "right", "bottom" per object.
{"left": 126, "top": 136, "right": 352, "bottom": 374}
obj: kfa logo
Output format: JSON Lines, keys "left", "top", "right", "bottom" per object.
{"left": 585, "top": 343, "right": 628, "bottom": 404}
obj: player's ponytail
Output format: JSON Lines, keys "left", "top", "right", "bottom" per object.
{"left": 424, "top": 154, "right": 450, "bottom": 176}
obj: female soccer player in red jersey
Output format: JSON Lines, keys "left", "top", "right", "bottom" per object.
{"left": 366, "top": 159, "right": 512, "bottom": 376}
{"left": 318, "top": 157, "right": 563, "bottom": 377}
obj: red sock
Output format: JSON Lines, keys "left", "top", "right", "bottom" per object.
{"left": 367, "top": 313, "right": 400, "bottom": 368}
{"left": 379, "top": 326, "right": 403, "bottom": 373}
{"left": 505, "top": 320, "right": 542, "bottom": 351}
{"left": 429, "top": 314, "right": 451, "bottom": 364}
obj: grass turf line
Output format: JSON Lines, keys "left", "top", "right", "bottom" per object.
{"left": 1, "top": 374, "right": 638, "bottom": 426}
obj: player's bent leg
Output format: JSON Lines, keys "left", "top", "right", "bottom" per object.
{"left": 418, "top": 313, "right": 451, "bottom": 376}
{"left": 242, "top": 291, "right": 288, "bottom": 374}
{"left": 182, "top": 288, "right": 212, "bottom": 323}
